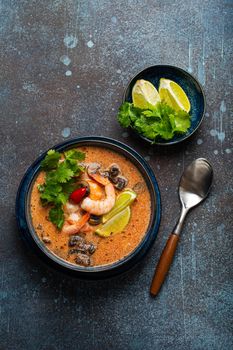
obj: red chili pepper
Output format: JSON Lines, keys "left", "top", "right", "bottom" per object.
{"left": 69, "top": 187, "right": 87, "bottom": 204}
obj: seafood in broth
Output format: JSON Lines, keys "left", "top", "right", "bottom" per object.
{"left": 30, "top": 146, "right": 151, "bottom": 267}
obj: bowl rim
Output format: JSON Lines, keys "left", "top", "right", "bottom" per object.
{"left": 122, "top": 64, "right": 206, "bottom": 146}
{"left": 16, "top": 136, "right": 161, "bottom": 277}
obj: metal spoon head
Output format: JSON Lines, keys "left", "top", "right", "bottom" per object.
{"left": 179, "top": 158, "right": 213, "bottom": 210}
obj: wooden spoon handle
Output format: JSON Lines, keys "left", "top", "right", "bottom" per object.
{"left": 150, "top": 233, "right": 179, "bottom": 296}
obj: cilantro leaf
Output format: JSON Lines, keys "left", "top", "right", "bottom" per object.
{"left": 37, "top": 184, "right": 45, "bottom": 192}
{"left": 65, "top": 160, "right": 84, "bottom": 175}
{"left": 152, "top": 121, "right": 174, "bottom": 140}
{"left": 62, "top": 179, "right": 78, "bottom": 194}
{"left": 64, "top": 150, "right": 85, "bottom": 175}
{"left": 46, "top": 161, "right": 74, "bottom": 183}
{"left": 49, "top": 206, "right": 64, "bottom": 230}
{"left": 55, "top": 192, "right": 69, "bottom": 205}
{"left": 40, "top": 150, "right": 61, "bottom": 170}
{"left": 40, "top": 183, "right": 63, "bottom": 206}
{"left": 65, "top": 149, "right": 85, "bottom": 162}
{"left": 40, "top": 180, "right": 73, "bottom": 207}
{"left": 142, "top": 109, "right": 161, "bottom": 119}
{"left": 117, "top": 102, "right": 131, "bottom": 127}
{"left": 117, "top": 101, "right": 191, "bottom": 142}
{"left": 38, "top": 148, "right": 86, "bottom": 229}
{"left": 117, "top": 102, "right": 141, "bottom": 127}
{"left": 171, "top": 110, "right": 191, "bottom": 132}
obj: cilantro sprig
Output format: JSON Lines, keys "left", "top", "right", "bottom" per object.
{"left": 40, "top": 149, "right": 61, "bottom": 170}
{"left": 38, "top": 149, "right": 85, "bottom": 229}
{"left": 117, "top": 102, "right": 191, "bottom": 142}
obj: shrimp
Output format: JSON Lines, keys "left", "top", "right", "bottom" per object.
{"left": 87, "top": 163, "right": 110, "bottom": 186}
{"left": 67, "top": 212, "right": 81, "bottom": 224}
{"left": 81, "top": 167, "right": 115, "bottom": 215}
{"left": 87, "top": 179, "right": 104, "bottom": 200}
{"left": 81, "top": 222, "right": 95, "bottom": 233}
{"left": 64, "top": 201, "right": 80, "bottom": 214}
{"left": 62, "top": 213, "right": 90, "bottom": 235}
{"left": 81, "top": 182, "right": 115, "bottom": 215}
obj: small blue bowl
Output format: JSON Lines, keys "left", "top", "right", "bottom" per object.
{"left": 15, "top": 137, "right": 161, "bottom": 279}
{"left": 123, "top": 65, "right": 206, "bottom": 145}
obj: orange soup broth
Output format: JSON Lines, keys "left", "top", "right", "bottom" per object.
{"left": 30, "top": 146, "right": 151, "bottom": 266}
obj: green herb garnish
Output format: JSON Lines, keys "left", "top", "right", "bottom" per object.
{"left": 117, "top": 101, "right": 191, "bottom": 142}
{"left": 49, "top": 206, "right": 64, "bottom": 230}
{"left": 40, "top": 149, "right": 61, "bottom": 170}
{"left": 38, "top": 149, "right": 85, "bottom": 229}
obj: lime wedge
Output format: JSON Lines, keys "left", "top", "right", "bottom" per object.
{"left": 132, "top": 79, "right": 160, "bottom": 109}
{"left": 159, "top": 78, "right": 191, "bottom": 113}
{"left": 102, "top": 189, "right": 137, "bottom": 224}
{"left": 96, "top": 206, "right": 131, "bottom": 237}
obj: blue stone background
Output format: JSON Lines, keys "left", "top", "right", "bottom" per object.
{"left": 0, "top": 1, "right": 232, "bottom": 349}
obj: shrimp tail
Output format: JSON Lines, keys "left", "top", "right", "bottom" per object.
{"left": 88, "top": 172, "right": 110, "bottom": 186}
{"left": 62, "top": 213, "right": 90, "bottom": 235}
{"left": 87, "top": 163, "right": 110, "bottom": 186}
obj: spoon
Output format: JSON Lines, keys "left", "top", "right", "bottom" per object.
{"left": 150, "top": 158, "right": 213, "bottom": 296}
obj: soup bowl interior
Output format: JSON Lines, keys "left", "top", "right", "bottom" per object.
{"left": 16, "top": 137, "right": 161, "bottom": 279}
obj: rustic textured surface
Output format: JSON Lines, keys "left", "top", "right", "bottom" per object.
{"left": 0, "top": 1, "right": 233, "bottom": 349}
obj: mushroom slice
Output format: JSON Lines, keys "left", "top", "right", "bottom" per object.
{"left": 68, "top": 235, "right": 84, "bottom": 247}
{"left": 114, "top": 176, "right": 128, "bottom": 190}
{"left": 133, "top": 182, "right": 146, "bottom": 194}
{"left": 108, "top": 163, "right": 121, "bottom": 178}
{"left": 87, "top": 163, "right": 101, "bottom": 175}
{"left": 75, "top": 253, "right": 91, "bottom": 266}
{"left": 89, "top": 214, "right": 102, "bottom": 226}
{"left": 99, "top": 170, "right": 110, "bottom": 178}
{"left": 69, "top": 242, "right": 96, "bottom": 255}
{"left": 42, "top": 236, "right": 51, "bottom": 244}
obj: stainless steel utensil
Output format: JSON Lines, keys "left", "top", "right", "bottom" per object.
{"left": 150, "top": 158, "right": 213, "bottom": 296}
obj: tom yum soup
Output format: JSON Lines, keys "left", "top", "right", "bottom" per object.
{"left": 30, "top": 146, "right": 151, "bottom": 267}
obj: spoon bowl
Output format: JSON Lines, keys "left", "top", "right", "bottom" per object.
{"left": 179, "top": 158, "right": 213, "bottom": 209}
{"left": 174, "top": 158, "right": 213, "bottom": 235}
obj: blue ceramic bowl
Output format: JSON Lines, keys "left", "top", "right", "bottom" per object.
{"left": 123, "top": 65, "right": 206, "bottom": 145}
{"left": 16, "top": 137, "right": 161, "bottom": 279}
